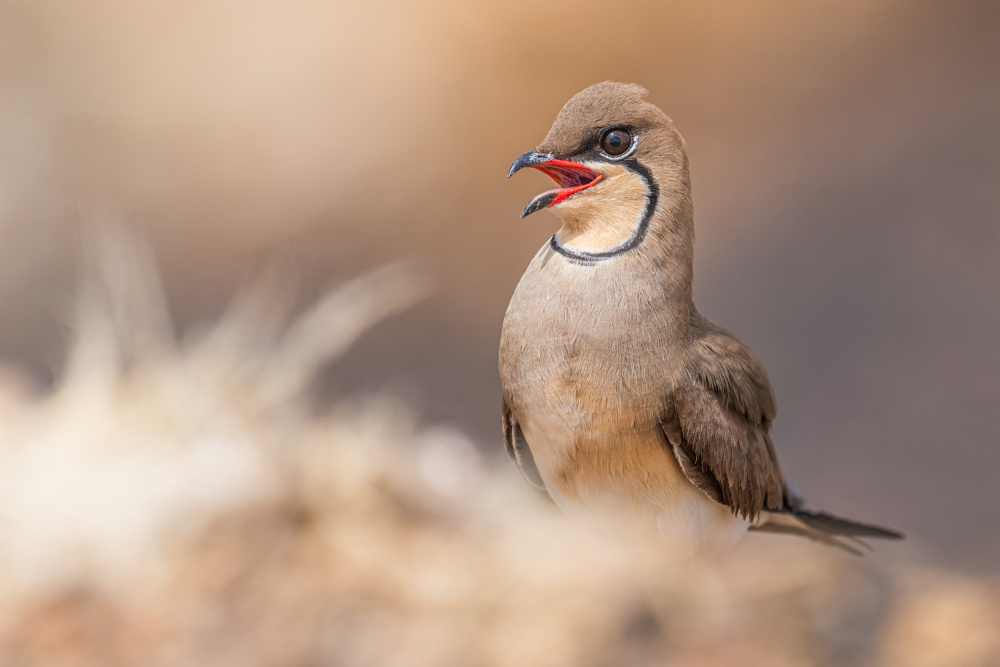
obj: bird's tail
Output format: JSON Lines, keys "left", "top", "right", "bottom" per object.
{"left": 752, "top": 508, "right": 904, "bottom": 556}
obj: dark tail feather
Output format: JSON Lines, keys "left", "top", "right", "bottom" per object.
{"left": 793, "top": 510, "right": 903, "bottom": 539}
{"left": 752, "top": 508, "right": 903, "bottom": 556}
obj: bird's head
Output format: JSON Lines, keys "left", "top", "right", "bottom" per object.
{"left": 508, "top": 82, "right": 691, "bottom": 258}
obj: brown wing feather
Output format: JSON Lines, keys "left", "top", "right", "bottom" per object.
{"left": 502, "top": 397, "right": 546, "bottom": 490}
{"left": 661, "top": 312, "right": 787, "bottom": 521}
{"left": 663, "top": 314, "right": 904, "bottom": 544}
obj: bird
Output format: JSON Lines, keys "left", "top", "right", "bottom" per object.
{"left": 500, "top": 81, "right": 902, "bottom": 554}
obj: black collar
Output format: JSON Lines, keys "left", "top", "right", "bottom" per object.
{"left": 549, "top": 159, "right": 658, "bottom": 265}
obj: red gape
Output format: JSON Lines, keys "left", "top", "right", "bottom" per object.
{"left": 530, "top": 159, "right": 603, "bottom": 207}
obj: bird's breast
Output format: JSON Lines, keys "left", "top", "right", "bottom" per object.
{"left": 500, "top": 245, "right": 685, "bottom": 406}
{"left": 500, "top": 246, "right": 688, "bottom": 496}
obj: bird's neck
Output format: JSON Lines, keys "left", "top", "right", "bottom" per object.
{"left": 647, "top": 181, "right": 696, "bottom": 307}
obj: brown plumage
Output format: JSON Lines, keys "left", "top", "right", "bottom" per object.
{"left": 500, "top": 82, "right": 901, "bottom": 553}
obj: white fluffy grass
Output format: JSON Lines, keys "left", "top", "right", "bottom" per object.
{"left": 0, "top": 225, "right": 431, "bottom": 592}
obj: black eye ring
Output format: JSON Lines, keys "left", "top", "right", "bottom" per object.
{"left": 599, "top": 128, "right": 633, "bottom": 157}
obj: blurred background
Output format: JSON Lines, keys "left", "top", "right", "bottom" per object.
{"left": 1, "top": 0, "right": 999, "bottom": 664}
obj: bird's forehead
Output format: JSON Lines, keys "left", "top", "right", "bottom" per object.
{"left": 536, "top": 81, "right": 671, "bottom": 157}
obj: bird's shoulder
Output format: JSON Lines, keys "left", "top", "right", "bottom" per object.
{"left": 684, "top": 309, "right": 776, "bottom": 424}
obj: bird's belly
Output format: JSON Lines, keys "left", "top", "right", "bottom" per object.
{"left": 518, "top": 411, "right": 747, "bottom": 550}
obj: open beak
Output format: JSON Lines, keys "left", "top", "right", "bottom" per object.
{"left": 508, "top": 151, "right": 603, "bottom": 218}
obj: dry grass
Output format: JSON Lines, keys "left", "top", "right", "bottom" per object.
{"left": 0, "top": 229, "right": 996, "bottom": 667}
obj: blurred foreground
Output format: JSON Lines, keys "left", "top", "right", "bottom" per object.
{"left": 0, "top": 231, "right": 997, "bottom": 667}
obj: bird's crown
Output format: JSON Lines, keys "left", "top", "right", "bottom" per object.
{"left": 537, "top": 81, "right": 674, "bottom": 159}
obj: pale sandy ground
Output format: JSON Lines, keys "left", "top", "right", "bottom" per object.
{"left": 0, "top": 233, "right": 995, "bottom": 666}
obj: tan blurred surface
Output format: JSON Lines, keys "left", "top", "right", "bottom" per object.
{"left": 1, "top": 0, "right": 998, "bottom": 582}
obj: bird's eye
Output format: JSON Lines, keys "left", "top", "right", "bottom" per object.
{"left": 600, "top": 129, "right": 632, "bottom": 156}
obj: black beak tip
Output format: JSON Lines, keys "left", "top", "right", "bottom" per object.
{"left": 520, "top": 191, "right": 557, "bottom": 218}
{"left": 508, "top": 151, "right": 553, "bottom": 179}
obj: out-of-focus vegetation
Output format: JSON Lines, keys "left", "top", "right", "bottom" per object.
{"left": 0, "top": 232, "right": 996, "bottom": 666}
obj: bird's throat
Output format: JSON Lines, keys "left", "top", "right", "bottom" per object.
{"left": 549, "top": 160, "right": 658, "bottom": 264}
